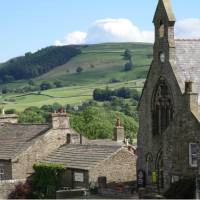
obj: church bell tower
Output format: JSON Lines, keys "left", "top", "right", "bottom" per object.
{"left": 153, "top": 0, "right": 176, "bottom": 65}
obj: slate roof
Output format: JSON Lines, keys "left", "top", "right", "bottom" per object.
{"left": 86, "top": 139, "right": 122, "bottom": 146}
{"left": 0, "top": 123, "right": 50, "bottom": 160}
{"left": 44, "top": 144, "right": 121, "bottom": 170}
{"left": 174, "top": 40, "right": 200, "bottom": 104}
{"left": 153, "top": 0, "right": 176, "bottom": 23}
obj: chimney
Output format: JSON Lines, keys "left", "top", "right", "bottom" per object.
{"left": 184, "top": 81, "right": 198, "bottom": 112}
{"left": 113, "top": 118, "right": 125, "bottom": 143}
{"left": 51, "top": 109, "right": 70, "bottom": 129}
{"left": 0, "top": 108, "right": 18, "bottom": 124}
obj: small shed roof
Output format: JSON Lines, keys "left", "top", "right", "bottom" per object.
{"left": 44, "top": 144, "right": 121, "bottom": 170}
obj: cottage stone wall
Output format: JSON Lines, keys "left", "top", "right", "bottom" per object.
{"left": 89, "top": 149, "right": 136, "bottom": 184}
{"left": 12, "top": 128, "right": 67, "bottom": 179}
{"left": 0, "top": 179, "right": 25, "bottom": 199}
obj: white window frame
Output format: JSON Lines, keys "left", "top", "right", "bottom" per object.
{"left": 189, "top": 143, "right": 198, "bottom": 168}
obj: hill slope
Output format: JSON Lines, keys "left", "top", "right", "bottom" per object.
{"left": 0, "top": 43, "right": 152, "bottom": 89}
{"left": 0, "top": 43, "right": 153, "bottom": 111}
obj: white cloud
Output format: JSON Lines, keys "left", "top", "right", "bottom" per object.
{"left": 54, "top": 18, "right": 154, "bottom": 46}
{"left": 175, "top": 18, "right": 200, "bottom": 39}
{"left": 55, "top": 31, "right": 87, "bottom": 46}
{"left": 54, "top": 17, "right": 200, "bottom": 46}
{"left": 85, "top": 18, "right": 152, "bottom": 43}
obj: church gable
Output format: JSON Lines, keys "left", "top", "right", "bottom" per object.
{"left": 137, "top": 0, "right": 200, "bottom": 192}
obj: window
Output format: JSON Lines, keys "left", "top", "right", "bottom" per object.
{"left": 152, "top": 79, "right": 174, "bottom": 135}
{"left": 146, "top": 153, "right": 153, "bottom": 177}
{"left": 66, "top": 133, "right": 71, "bottom": 144}
{"left": 189, "top": 143, "right": 197, "bottom": 167}
{"left": 74, "top": 172, "right": 84, "bottom": 182}
{"left": 159, "top": 52, "right": 165, "bottom": 63}
{"left": 159, "top": 21, "right": 164, "bottom": 38}
{"left": 0, "top": 167, "right": 4, "bottom": 180}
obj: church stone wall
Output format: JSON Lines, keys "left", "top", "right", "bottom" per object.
{"left": 89, "top": 149, "right": 136, "bottom": 184}
{"left": 163, "top": 110, "right": 200, "bottom": 188}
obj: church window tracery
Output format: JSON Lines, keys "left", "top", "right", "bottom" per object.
{"left": 152, "top": 79, "right": 174, "bottom": 135}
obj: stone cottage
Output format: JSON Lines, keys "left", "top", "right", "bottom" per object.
{"left": 43, "top": 120, "right": 136, "bottom": 190}
{"left": 44, "top": 144, "right": 136, "bottom": 189}
{"left": 137, "top": 0, "right": 200, "bottom": 192}
{"left": 0, "top": 111, "right": 82, "bottom": 198}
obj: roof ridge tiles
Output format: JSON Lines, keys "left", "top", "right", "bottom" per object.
{"left": 175, "top": 39, "right": 200, "bottom": 41}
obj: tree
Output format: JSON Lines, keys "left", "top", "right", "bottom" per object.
{"left": 28, "top": 79, "right": 35, "bottom": 86}
{"left": 123, "top": 49, "right": 132, "bottom": 60}
{"left": 124, "top": 61, "right": 133, "bottom": 71}
{"left": 3, "top": 75, "right": 14, "bottom": 83}
{"left": 18, "top": 111, "right": 45, "bottom": 123}
{"left": 40, "top": 82, "right": 52, "bottom": 90}
{"left": 90, "top": 64, "right": 95, "bottom": 69}
{"left": 76, "top": 66, "right": 83, "bottom": 73}
{"left": 54, "top": 80, "right": 62, "bottom": 88}
{"left": 2, "top": 87, "right": 8, "bottom": 94}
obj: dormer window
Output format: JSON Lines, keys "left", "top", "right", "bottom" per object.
{"left": 159, "top": 21, "right": 164, "bottom": 38}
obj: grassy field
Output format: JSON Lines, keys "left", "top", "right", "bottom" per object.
{"left": 0, "top": 42, "right": 152, "bottom": 111}
{"left": 0, "top": 79, "right": 145, "bottom": 111}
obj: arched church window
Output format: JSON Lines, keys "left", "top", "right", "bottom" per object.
{"left": 146, "top": 153, "right": 153, "bottom": 177}
{"left": 152, "top": 79, "right": 174, "bottom": 135}
{"left": 159, "top": 21, "right": 164, "bottom": 38}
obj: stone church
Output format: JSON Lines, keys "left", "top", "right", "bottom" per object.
{"left": 137, "top": 0, "right": 200, "bottom": 191}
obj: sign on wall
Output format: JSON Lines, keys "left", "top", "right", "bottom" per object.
{"left": 74, "top": 172, "right": 84, "bottom": 182}
{"left": 137, "top": 170, "right": 146, "bottom": 188}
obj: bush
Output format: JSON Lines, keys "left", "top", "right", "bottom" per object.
{"left": 32, "top": 163, "right": 65, "bottom": 199}
{"left": 76, "top": 66, "right": 83, "bottom": 73}
{"left": 8, "top": 181, "right": 34, "bottom": 199}
{"left": 5, "top": 109, "right": 16, "bottom": 114}
{"left": 124, "top": 61, "right": 133, "bottom": 71}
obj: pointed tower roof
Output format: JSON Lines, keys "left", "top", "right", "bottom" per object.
{"left": 153, "top": 0, "right": 176, "bottom": 23}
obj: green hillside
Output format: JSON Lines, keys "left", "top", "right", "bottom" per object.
{"left": 0, "top": 42, "right": 152, "bottom": 111}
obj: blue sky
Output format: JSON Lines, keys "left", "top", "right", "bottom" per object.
{"left": 1, "top": 0, "right": 200, "bottom": 62}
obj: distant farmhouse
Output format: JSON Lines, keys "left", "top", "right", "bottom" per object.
{"left": 0, "top": 111, "right": 136, "bottom": 198}
{"left": 137, "top": 0, "right": 200, "bottom": 193}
